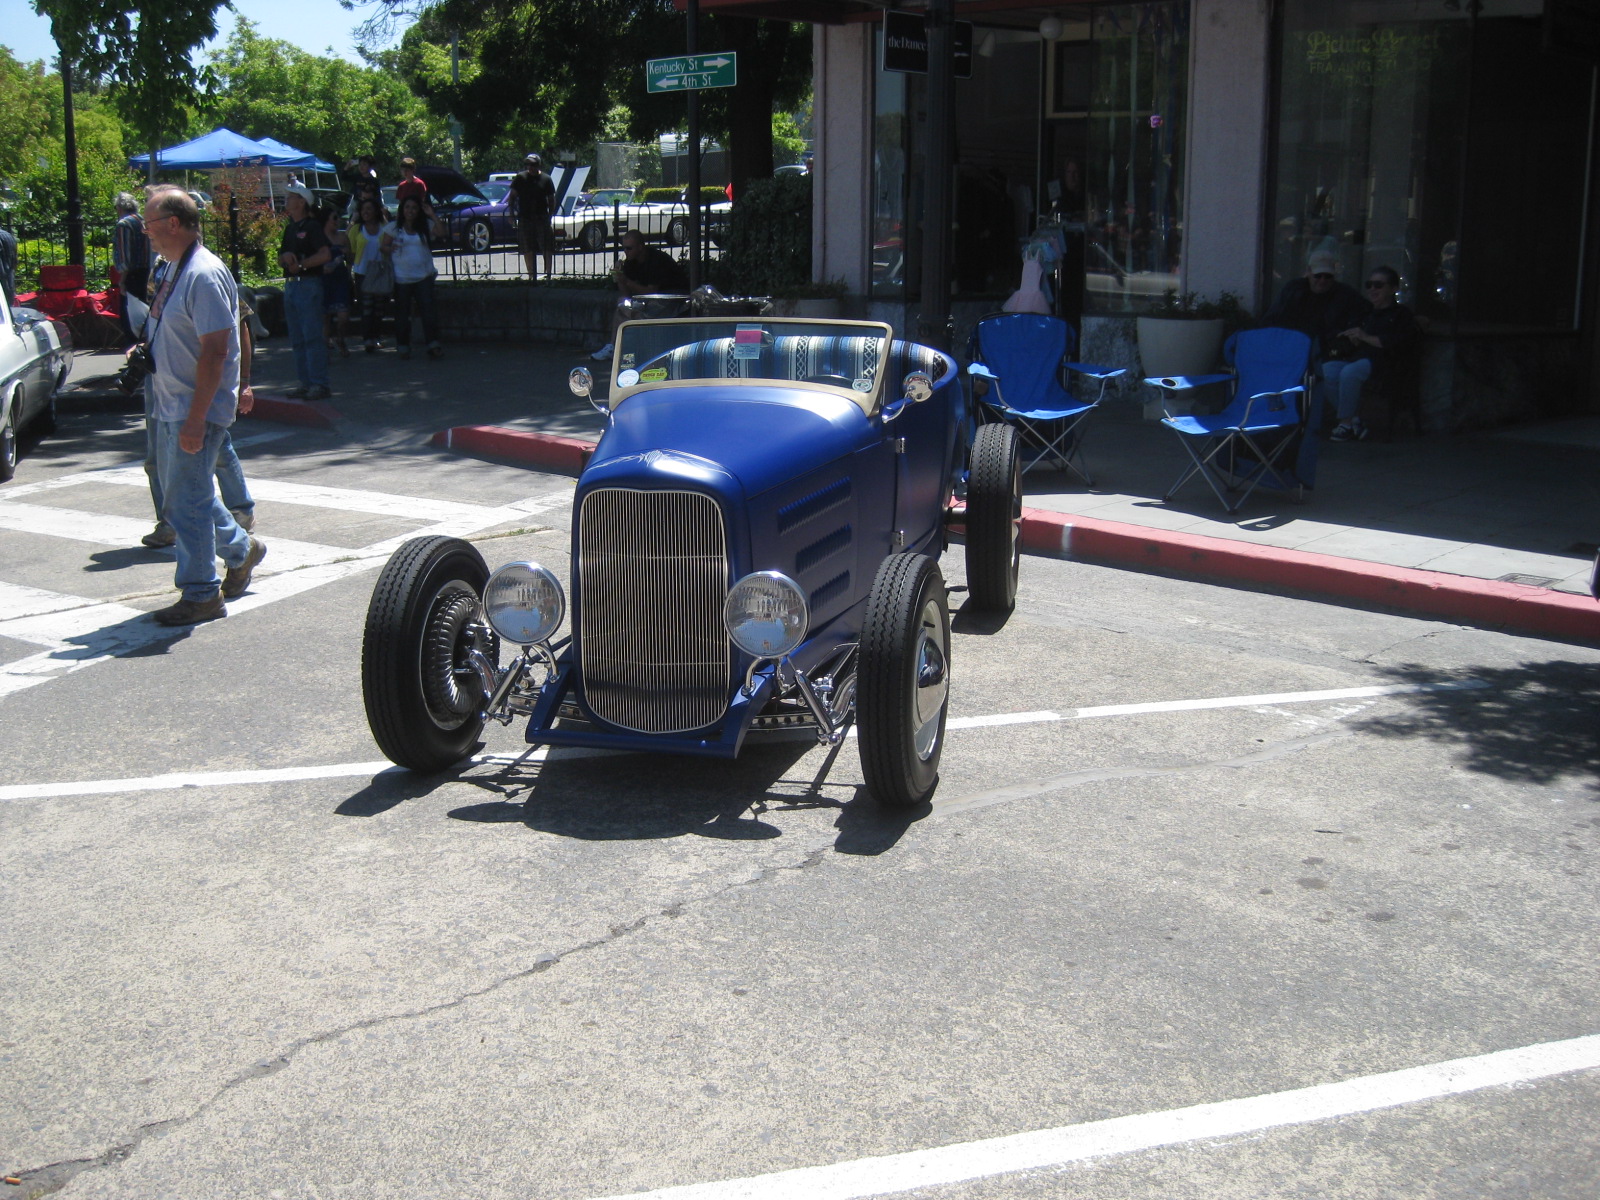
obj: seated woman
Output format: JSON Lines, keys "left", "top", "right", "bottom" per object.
{"left": 1322, "top": 265, "right": 1419, "bottom": 442}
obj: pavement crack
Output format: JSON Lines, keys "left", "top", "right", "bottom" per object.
{"left": 7, "top": 840, "right": 832, "bottom": 1197}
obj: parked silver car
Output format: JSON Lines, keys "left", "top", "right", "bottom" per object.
{"left": 0, "top": 292, "right": 72, "bottom": 482}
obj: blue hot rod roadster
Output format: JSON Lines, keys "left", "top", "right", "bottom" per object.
{"left": 361, "top": 317, "right": 1023, "bottom": 807}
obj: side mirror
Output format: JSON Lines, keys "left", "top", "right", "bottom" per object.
{"left": 568, "top": 366, "right": 593, "bottom": 399}
{"left": 902, "top": 371, "right": 934, "bottom": 403}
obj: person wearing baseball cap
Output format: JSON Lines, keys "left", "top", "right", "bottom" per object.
{"left": 1262, "top": 248, "right": 1370, "bottom": 362}
{"left": 277, "top": 184, "right": 333, "bottom": 400}
{"left": 509, "top": 153, "right": 557, "bottom": 281}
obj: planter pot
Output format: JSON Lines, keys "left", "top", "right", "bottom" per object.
{"left": 1136, "top": 316, "right": 1226, "bottom": 420}
{"left": 772, "top": 297, "right": 843, "bottom": 319}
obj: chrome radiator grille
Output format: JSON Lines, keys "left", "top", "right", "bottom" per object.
{"left": 578, "top": 488, "right": 731, "bottom": 733}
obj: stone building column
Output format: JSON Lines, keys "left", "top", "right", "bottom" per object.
{"left": 813, "top": 22, "right": 873, "bottom": 294}
{"left": 1183, "top": 0, "right": 1272, "bottom": 309}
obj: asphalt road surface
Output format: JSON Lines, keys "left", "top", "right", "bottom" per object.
{"left": 1, "top": 385, "right": 1597, "bottom": 1199}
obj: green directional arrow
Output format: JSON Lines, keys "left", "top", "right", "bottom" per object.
{"left": 646, "top": 51, "right": 737, "bottom": 93}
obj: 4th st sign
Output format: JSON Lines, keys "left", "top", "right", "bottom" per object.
{"left": 645, "top": 52, "right": 738, "bottom": 93}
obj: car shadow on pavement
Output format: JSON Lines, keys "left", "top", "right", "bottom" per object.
{"left": 330, "top": 735, "right": 929, "bottom": 853}
{"left": 1351, "top": 659, "right": 1600, "bottom": 796}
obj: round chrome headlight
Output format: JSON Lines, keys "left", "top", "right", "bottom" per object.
{"left": 724, "top": 571, "right": 809, "bottom": 659}
{"left": 482, "top": 562, "right": 565, "bottom": 646}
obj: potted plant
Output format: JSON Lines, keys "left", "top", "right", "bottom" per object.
{"left": 771, "top": 277, "right": 848, "bottom": 319}
{"left": 1136, "top": 290, "right": 1251, "bottom": 377}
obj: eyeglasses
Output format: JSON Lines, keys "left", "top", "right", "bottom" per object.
{"left": 1310, "top": 273, "right": 1334, "bottom": 281}
{"left": 1365, "top": 280, "right": 1392, "bottom": 290}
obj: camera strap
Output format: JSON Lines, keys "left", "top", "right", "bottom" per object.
{"left": 146, "top": 241, "right": 199, "bottom": 372}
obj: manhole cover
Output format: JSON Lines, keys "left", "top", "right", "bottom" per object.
{"left": 1497, "top": 573, "right": 1558, "bottom": 587}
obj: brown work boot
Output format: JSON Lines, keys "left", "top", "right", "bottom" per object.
{"left": 151, "top": 591, "right": 226, "bottom": 626}
{"left": 140, "top": 522, "right": 176, "bottom": 549}
{"left": 222, "top": 536, "right": 267, "bottom": 599}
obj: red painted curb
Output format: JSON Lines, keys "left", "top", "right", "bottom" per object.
{"left": 431, "top": 425, "right": 594, "bottom": 474}
{"left": 430, "top": 424, "right": 1598, "bottom": 643}
{"left": 1019, "top": 508, "right": 1600, "bottom": 644}
{"left": 243, "top": 393, "right": 340, "bottom": 429}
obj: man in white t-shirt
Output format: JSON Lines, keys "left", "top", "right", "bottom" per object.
{"left": 143, "top": 186, "right": 267, "bottom": 626}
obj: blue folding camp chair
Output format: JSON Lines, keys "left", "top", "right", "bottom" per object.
{"left": 966, "top": 312, "right": 1125, "bottom": 485}
{"left": 1146, "top": 328, "right": 1318, "bottom": 515}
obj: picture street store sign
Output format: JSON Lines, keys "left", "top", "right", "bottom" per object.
{"left": 882, "top": 9, "right": 973, "bottom": 78}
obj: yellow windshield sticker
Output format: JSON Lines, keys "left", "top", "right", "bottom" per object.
{"left": 640, "top": 367, "right": 668, "bottom": 382}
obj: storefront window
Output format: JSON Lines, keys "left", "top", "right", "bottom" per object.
{"left": 872, "top": 39, "right": 917, "bottom": 301}
{"left": 1084, "top": 2, "right": 1189, "bottom": 314}
{"left": 1272, "top": 5, "right": 1469, "bottom": 323}
{"left": 1271, "top": 1, "right": 1594, "bottom": 334}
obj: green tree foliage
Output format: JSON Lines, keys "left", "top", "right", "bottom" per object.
{"left": 31, "top": 0, "right": 226, "bottom": 162}
{"left": 385, "top": 0, "right": 810, "bottom": 190}
{"left": 0, "top": 46, "right": 130, "bottom": 223}
{"left": 206, "top": 19, "right": 451, "bottom": 178}
{"left": 714, "top": 172, "right": 810, "bottom": 294}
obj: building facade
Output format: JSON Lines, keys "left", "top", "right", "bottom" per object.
{"left": 794, "top": 0, "right": 1600, "bottom": 431}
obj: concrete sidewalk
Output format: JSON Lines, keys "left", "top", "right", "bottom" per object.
{"left": 59, "top": 342, "right": 1600, "bottom": 641}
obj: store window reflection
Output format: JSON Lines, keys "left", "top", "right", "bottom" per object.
{"left": 1084, "top": 2, "right": 1189, "bottom": 314}
{"left": 1270, "top": 0, "right": 1594, "bottom": 334}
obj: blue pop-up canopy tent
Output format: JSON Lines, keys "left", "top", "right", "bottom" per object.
{"left": 130, "top": 128, "right": 338, "bottom": 204}
{"left": 253, "top": 137, "right": 335, "bottom": 173}
{"left": 128, "top": 127, "right": 281, "bottom": 170}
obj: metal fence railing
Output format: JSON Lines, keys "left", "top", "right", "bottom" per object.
{"left": 2, "top": 197, "right": 727, "bottom": 295}
{"left": 429, "top": 198, "right": 725, "bottom": 285}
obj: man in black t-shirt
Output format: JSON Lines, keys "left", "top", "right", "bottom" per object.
{"left": 509, "top": 153, "right": 557, "bottom": 280}
{"left": 276, "top": 186, "right": 332, "bottom": 399}
{"left": 589, "top": 230, "right": 690, "bottom": 360}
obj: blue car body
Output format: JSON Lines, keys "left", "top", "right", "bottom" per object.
{"left": 360, "top": 316, "right": 1020, "bottom": 808}
{"left": 522, "top": 322, "right": 962, "bottom": 758}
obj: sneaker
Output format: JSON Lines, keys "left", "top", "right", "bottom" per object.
{"left": 283, "top": 385, "right": 310, "bottom": 400}
{"left": 304, "top": 385, "right": 331, "bottom": 401}
{"left": 231, "top": 508, "right": 255, "bottom": 533}
{"left": 590, "top": 342, "right": 614, "bottom": 361}
{"left": 1329, "top": 418, "right": 1369, "bottom": 443}
{"left": 152, "top": 591, "right": 226, "bottom": 626}
{"left": 427, "top": 343, "right": 444, "bottom": 359}
{"left": 222, "top": 537, "right": 267, "bottom": 600}
{"left": 140, "top": 522, "right": 176, "bottom": 549}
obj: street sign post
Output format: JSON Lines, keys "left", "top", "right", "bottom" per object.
{"left": 646, "top": 52, "right": 738, "bottom": 93}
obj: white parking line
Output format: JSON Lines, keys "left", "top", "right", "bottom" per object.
{"left": 0, "top": 680, "right": 1484, "bottom": 802}
{"left": 585, "top": 1034, "right": 1600, "bottom": 1200}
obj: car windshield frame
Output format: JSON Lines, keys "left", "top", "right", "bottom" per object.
{"left": 608, "top": 317, "right": 897, "bottom": 414}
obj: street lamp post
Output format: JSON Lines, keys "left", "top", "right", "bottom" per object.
{"left": 59, "top": 53, "right": 85, "bottom": 267}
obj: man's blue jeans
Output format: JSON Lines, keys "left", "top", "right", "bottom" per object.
{"left": 155, "top": 420, "right": 252, "bottom": 602}
{"left": 284, "top": 277, "right": 329, "bottom": 388}
{"left": 1321, "top": 357, "right": 1372, "bottom": 423}
{"left": 144, "top": 394, "right": 252, "bottom": 524}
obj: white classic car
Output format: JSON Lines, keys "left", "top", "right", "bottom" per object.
{"left": 1, "top": 291, "right": 72, "bottom": 482}
{"left": 554, "top": 189, "right": 730, "bottom": 252}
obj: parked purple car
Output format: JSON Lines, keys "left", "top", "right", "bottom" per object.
{"left": 442, "top": 182, "right": 515, "bottom": 253}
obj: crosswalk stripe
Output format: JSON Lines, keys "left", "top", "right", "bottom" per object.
{"left": 0, "top": 471, "right": 576, "bottom": 702}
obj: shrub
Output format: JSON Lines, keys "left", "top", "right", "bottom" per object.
{"left": 711, "top": 173, "right": 810, "bottom": 295}
{"left": 638, "top": 186, "right": 726, "bottom": 205}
